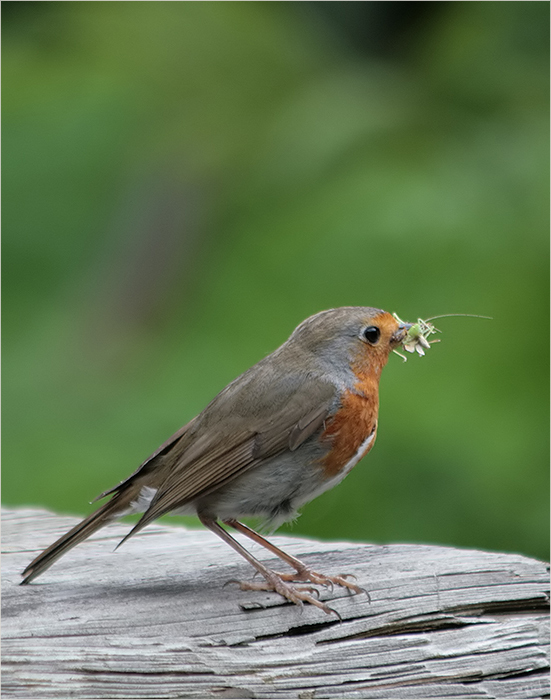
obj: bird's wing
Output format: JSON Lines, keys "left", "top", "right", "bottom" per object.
{"left": 121, "top": 377, "right": 337, "bottom": 540}
{"left": 93, "top": 417, "right": 198, "bottom": 502}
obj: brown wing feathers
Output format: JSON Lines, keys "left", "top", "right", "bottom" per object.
{"left": 93, "top": 418, "right": 197, "bottom": 503}
{"left": 121, "top": 385, "right": 335, "bottom": 541}
{"left": 21, "top": 377, "right": 337, "bottom": 584}
{"left": 117, "top": 432, "right": 259, "bottom": 545}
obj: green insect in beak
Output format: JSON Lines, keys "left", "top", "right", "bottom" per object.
{"left": 392, "top": 313, "right": 492, "bottom": 362}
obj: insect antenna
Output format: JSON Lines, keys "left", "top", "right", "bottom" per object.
{"left": 424, "top": 313, "right": 493, "bottom": 322}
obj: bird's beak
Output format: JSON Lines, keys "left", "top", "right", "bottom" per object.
{"left": 391, "top": 323, "right": 412, "bottom": 347}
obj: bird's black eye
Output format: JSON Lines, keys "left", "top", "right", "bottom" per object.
{"left": 363, "top": 326, "right": 380, "bottom": 345}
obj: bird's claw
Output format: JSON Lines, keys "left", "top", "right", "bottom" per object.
{"left": 223, "top": 578, "right": 241, "bottom": 588}
{"left": 287, "top": 567, "right": 367, "bottom": 598}
{"left": 234, "top": 575, "right": 342, "bottom": 618}
{"left": 225, "top": 560, "right": 366, "bottom": 616}
{"left": 339, "top": 572, "right": 357, "bottom": 581}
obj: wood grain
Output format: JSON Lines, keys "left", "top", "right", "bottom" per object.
{"left": 2, "top": 507, "right": 549, "bottom": 698}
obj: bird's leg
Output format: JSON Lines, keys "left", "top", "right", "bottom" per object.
{"left": 199, "top": 515, "right": 339, "bottom": 616}
{"left": 223, "top": 518, "right": 365, "bottom": 597}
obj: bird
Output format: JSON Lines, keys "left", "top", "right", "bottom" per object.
{"left": 21, "top": 306, "right": 412, "bottom": 615}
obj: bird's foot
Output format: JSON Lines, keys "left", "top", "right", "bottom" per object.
{"left": 230, "top": 572, "right": 342, "bottom": 617}
{"left": 278, "top": 568, "right": 367, "bottom": 598}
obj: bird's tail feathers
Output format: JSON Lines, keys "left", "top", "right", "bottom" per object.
{"left": 20, "top": 496, "right": 132, "bottom": 585}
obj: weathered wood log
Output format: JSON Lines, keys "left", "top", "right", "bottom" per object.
{"left": 2, "top": 507, "right": 549, "bottom": 699}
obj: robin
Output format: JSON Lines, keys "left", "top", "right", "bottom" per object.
{"left": 21, "top": 307, "right": 413, "bottom": 615}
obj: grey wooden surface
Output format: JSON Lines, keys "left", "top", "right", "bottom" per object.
{"left": 2, "top": 507, "right": 549, "bottom": 699}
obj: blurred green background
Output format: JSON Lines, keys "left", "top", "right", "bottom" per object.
{"left": 3, "top": 2, "right": 549, "bottom": 562}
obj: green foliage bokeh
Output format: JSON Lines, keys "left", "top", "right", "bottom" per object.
{"left": 3, "top": 2, "right": 549, "bottom": 561}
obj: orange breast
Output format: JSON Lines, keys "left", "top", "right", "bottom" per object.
{"left": 321, "top": 378, "right": 379, "bottom": 477}
{"left": 320, "top": 310, "right": 396, "bottom": 478}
